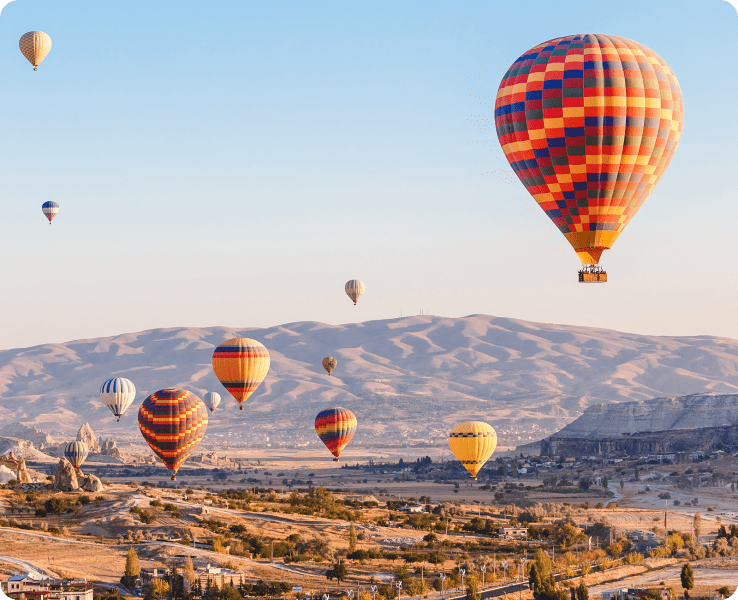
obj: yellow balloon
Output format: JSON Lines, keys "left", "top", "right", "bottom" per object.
{"left": 211, "top": 338, "right": 270, "bottom": 410}
{"left": 449, "top": 421, "right": 497, "bottom": 480}
{"left": 19, "top": 31, "right": 52, "bottom": 71}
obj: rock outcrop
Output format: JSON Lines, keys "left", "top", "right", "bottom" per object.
{"left": 99, "top": 439, "right": 122, "bottom": 458}
{"left": 0, "top": 452, "right": 33, "bottom": 483}
{"left": 0, "top": 423, "right": 54, "bottom": 449}
{"left": 554, "top": 393, "right": 738, "bottom": 439}
{"left": 53, "top": 458, "right": 79, "bottom": 491}
{"left": 78, "top": 472, "right": 104, "bottom": 492}
{"left": 76, "top": 423, "right": 100, "bottom": 453}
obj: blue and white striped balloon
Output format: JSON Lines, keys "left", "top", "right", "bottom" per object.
{"left": 203, "top": 391, "right": 221, "bottom": 413}
{"left": 64, "top": 441, "right": 89, "bottom": 470}
{"left": 100, "top": 377, "right": 137, "bottom": 422}
{"left": 41, "top": 201, "right": 59, "bottom": 224}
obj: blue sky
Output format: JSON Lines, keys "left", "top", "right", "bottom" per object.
{"left": 0, "top": 0, "right": 736, "bottom": 348}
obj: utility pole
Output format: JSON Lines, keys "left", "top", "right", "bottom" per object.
{"left": 439, "top": 573, "right": 446, "bottom": 598}
{"left": 480, "top": 564, "right": 486, "bottom": 590}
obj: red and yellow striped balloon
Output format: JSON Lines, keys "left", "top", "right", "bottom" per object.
{"left": 212, "top": 338, "right": 270, "bottom": 410}
{"left": 138, "top": 388, "right": 208, "bottom": 480}
{"left": 315, "top": 407, "right": 357, "bottom": 461}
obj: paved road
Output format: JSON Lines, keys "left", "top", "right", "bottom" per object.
{"left": 0, "top": 555, "right": 58, "bottom": 578}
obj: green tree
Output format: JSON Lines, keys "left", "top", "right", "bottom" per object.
{"left": 349, "top": 521, "right": 357, "bottom": 553}
{"left": 219, "top": 587, "right": 241, "bottom": 600}
{"left": 680, "top": 564, "right": 694, "bottom": 600}
{"left": 120, "top": 547, "right": 140, "bottom": 589}
{"left": 144, "top": 579, "right": 170, "bottom": 600}
{"left": 326, "top": 561, "right": 348, "bottom": 582}
{"left": 575, "top": 580, "right": 588, "bottom": 600}
{"left": 620, "top": 480, "right": 624, "bottom": 489}
{"left": 465, "top": 575, "right": 481, "bottom": 600}
{"left": 717, "top": 586, "right": 732, "bottom": 598}
{"left": 693, "top": 514, "right": 702, "bottom": 540}
{"left": 601, "top": 476, "right": 608, "bottom": 489}
{"left": 529, "top": 549, "right": 556, "bottom": 600}
{"left": 183, "top": 556, "right": 196, "bottom": 594}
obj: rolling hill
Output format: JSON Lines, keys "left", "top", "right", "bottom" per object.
{"left": 1, "top": 314, "right": 738, "bottom": 455}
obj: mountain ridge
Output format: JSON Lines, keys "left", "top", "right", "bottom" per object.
{"left": 1, "top": 314, "right": 737, "bottom": 453}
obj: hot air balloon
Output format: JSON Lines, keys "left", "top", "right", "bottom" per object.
{"left": 42, "top": 201, "right": 59, "bottom": 224}
{"left": 322, "top": 357, "right": 337, "bottom": 376}
{"left": 212, "top": 338, "right": 270, "bottom": 410}
{"left": 64, "top": 441, "right": 89, "bottom": 471}
{"left": 345, "top": 280, "right": 365, "bottom": 305}
{"left": 138, "top": 388, "right": 208, "bottom": 480}
{"left": 315, "top": 407, "right": 357, "bottom": 461}
{"left": 494, "top": 34, "right": 683, "bottom": 282}
{"left": 19, "top": 31, "right": 51, "bottom": 71}
{"left": 100, "top": 377, "right": 136, "bottom": 422}
{"left": 203, "top": 391, "right": 221, "bottom": 413}
{"left": 449, "top": 421, "right": 497, "bottom": 480}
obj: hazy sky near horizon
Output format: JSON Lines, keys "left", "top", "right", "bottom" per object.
{"left": 0, "top": 0, "right": 736, "bottom": 349}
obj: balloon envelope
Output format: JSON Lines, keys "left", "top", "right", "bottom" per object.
{"left": 42, "top": 201, "right": 59, "bottom": 224}
{"left": 64, "top": 441, "right": 89, "bottom": 470}
{"left": 19, "top": 31, "right": 51, "bottom": 70}
{"left": 494, "top": 34, "right": 683, "bottom": 265}
{"left": 315, "top": 407, "right": 357, "bottom": 460}
{"left": 203, "top": 391, "right": 221, "bottom": 413}
{"left": 138, "top": 388, "right": 208, "bottom": 479}
{"left": 448, "top": 421, "right": 497, "bottom": 480}
{"left": 212, "top": 338, "right": 270, "bottom": 409}
{"left": 322, "top": 356, "right": 337, "bottom": 375}
{"left": 345, "top": 280, "right": 365, "bottom": 305}
{"left": 100, "top": 377, "right": 136, "bottom": 421}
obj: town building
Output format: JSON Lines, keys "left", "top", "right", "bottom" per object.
{"left": 199, "top": 565, "right": 244, "bottom": 589}
{"left": 4, "top": 574, "right": 92, "bottom": 600}
{"left": 498, "top": 526, "right": 528, "bottom": 540}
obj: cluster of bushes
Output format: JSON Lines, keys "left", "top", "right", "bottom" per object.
{"left": 130, "top": 506, "right": 156, "bottom": 524}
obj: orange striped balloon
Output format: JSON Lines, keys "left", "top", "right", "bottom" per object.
{"left": 322, "top": 356, "right": 337, "bottom": 375}
{"left": 315, "top": 407, "right": 357, "bottom": 461}
{"left": 212, "top": 338, "right": 270, "bottom": 410}
{"left": 137, "top": 388, "right": 208, "bottom": 480}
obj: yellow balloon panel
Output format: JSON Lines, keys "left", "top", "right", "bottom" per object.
{"left": 449, "top": 421, "right": 497, "bottom": 479}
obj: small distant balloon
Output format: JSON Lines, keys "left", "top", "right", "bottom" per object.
{"left": 449, "top": 421, "right": 497, "bottom": 480}
{"left": 315, "top": 407, "right": 357, "bottom": 461}
{"left": 203, "top": 391, "right": 221, "bottom": 413}
{"left": 64, "top": 441, "right": 88, "bottom": 471}
{"left": 100, "top": 377, "right": 136, "bottom": 422}
{"left": 322, "top": 356, "right": 337, "bottom": 375}
{"left": 19, "top": 31, "right": 51, "bottom": 70}
{"left": 345, "top": 280, "right": 365, "bottom": 305}
{"left": 42, "top": 201, "right": 59, "bottom": 224}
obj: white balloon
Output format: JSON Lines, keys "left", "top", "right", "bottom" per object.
{"left": 100, "top": 377, "right": 136, "bottom": 422}
{"left": 203, "top": 391, "right": 221, "bottom": 413}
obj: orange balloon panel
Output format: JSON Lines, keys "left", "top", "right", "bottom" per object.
{"left": 495, "top": 34, "right": 683, "bottom": 264}
{"left": 212, "top": 338, "right": 270, "bottom": 408}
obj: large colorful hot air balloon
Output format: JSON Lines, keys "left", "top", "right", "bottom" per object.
{"left": 64, "top": 441, "right": 89, "bottom": 471}
{"left": 19, "top": 31, "right": 51, "bottom": 71}
{"left": 138, "top": 388, "right": 208, "bottom": 480}
{"left": 495, "top": 34, "right": 683, "bottom": 282}
{"left": 345, "top": 280, "right": 365, "bottom": 305}
{"left": 100, "top": 377, "right": 136, "bottom": 422}
{"left": 203, "top": 391, "right": 221, "bottom": 413}
{"left": 322, "top": 357, "right": 337, "bottom": 376}
{"left": 212, "top": 338, "right": 270, "bottom": 410}
{"left": 449, "top": 421, "right": 497, "bottom": 480}
{"left": 42, "top": 201, "right": 59, "bottom": 224}
{"left": 315, "top": 407, "right": 357, "bottom": 461}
